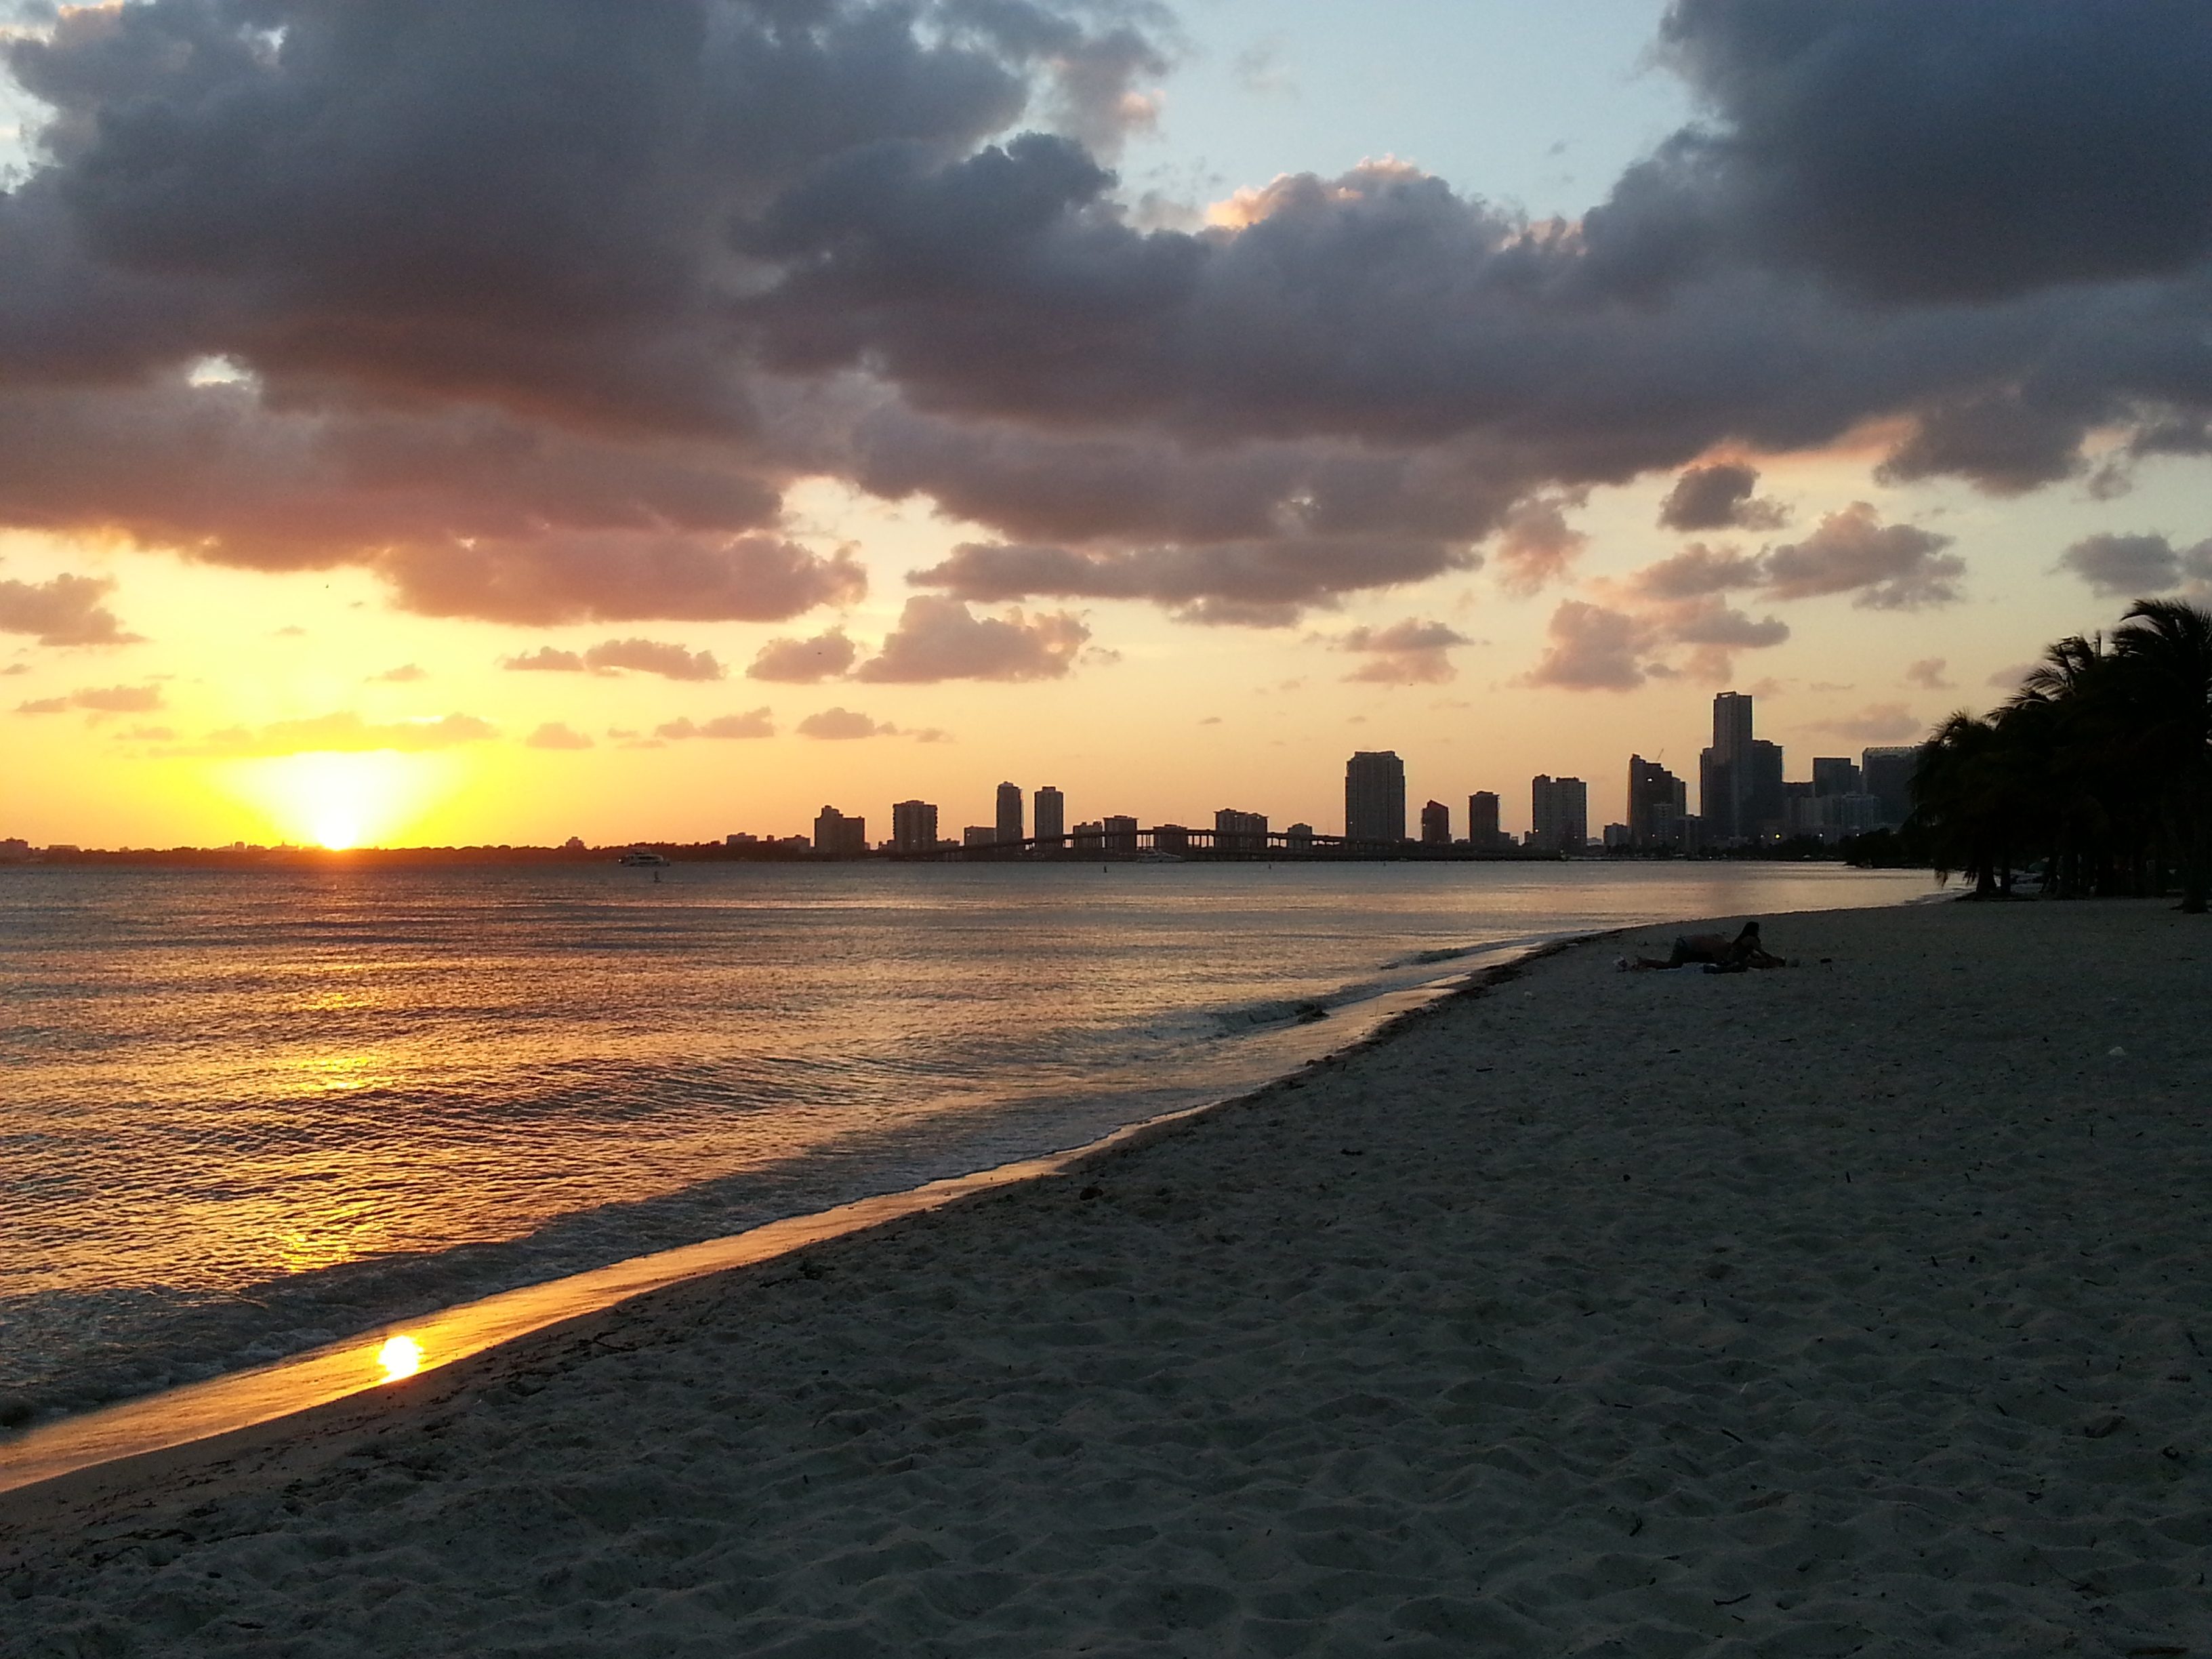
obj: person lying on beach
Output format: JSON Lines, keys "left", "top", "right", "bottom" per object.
{"left": 1618, "top": 921, "right": 1785, "bottom": 972}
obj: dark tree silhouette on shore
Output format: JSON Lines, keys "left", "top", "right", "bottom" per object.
{"left": 1905, "top": 599, "right": 2212, "bottom": 907}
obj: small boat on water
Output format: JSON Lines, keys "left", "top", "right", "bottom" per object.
{"left": 618, "top": 851, "right": 671, "bottom": 866}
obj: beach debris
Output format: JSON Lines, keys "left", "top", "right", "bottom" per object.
{"left": 2110, "top": 1045, "right": 2129, "bottom": 1057}
{"left": 2083, "top": 1412, "right": 2128, "bottom": 1439}
{"left": 1078, "top": 1185, "right": 1101, "bottom": 1201}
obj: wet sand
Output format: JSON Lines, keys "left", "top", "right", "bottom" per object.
{"left": 5, "top": 899, "right": 2209, "bottom": 1656}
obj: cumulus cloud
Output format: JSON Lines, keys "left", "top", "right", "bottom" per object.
{"left": 1656, "top": 462, "right": 1787, "bottom": 532}
{"left": 1904, "top": 657, "right": 1952, "bottom": 691}
{"left": 1629, "top": 541, "right": 1767, "bottom": 601}
{"left": 655, "top": 710, "right": 775, "bottom": 740}
{"left": 1489, "top": 499, "right": 1586, "bottom": 597}
{"left": 2055, "top": 531, "right": 2212, "bottom": 598}
{"left": 525, "top": 722, "right": 594, "bottom": 750}
{"left": 1335, "top": 619, "right": 1471, "bottom": 685}
{"left": 797, "top": 706, "right": 893, "bottom": 739}
{"left": 368, "top": 663, "right": 426, "bottom": 683}
{"left": 0, "top": 0, "right": 2209, "bottom": 636}
{"left": 192, "top": 712, "right": 498, "bottom": 756}
{"left": 747, "top": 630, "right": 859, "bottom": 683}
{"left": 0, "top": 573, "right": 141, "bottom": 645}
{"left": 1757, "top": 506, "right": 1963, "bottom": 609}
{"left": 579, "top": 638, "right": 724, "bottom": 681}
{"left": 1524, "top": 602, "right": 1659, "bottom": 691}
{"left": 853, "top": 596, "right": 1088, "bottom": 682}
{"left": 15, "top": 682, "right": 163, "bottom": 714}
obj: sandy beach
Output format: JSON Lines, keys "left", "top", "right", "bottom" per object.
{"left": 5, "top": 899, "right": 2209, "bottom": 1657}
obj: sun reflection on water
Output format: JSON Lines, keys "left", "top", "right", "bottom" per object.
{"left": 377, "top": 1334, "right": 423, "bottom": 1382}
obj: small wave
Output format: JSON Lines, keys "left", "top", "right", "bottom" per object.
{"left": 1209, "top": 997, "right": 1331, "bottom": 1033}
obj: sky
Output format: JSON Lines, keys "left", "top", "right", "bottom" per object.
{"left": 3, "top": 0, "right": 2210, "bottom": 849}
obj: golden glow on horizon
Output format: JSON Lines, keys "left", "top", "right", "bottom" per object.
{"left": 377, "top": 1334, "right": 424, "bottom": 1382}
{"left": 222, "top": 751, "right": 450, "bottom": 849}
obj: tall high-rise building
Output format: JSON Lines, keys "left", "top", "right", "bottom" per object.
{"left": 1345, "top": 751, "right": 1407, "bottom": 845}
{"left": 1699, "top": 692, "right": 1784, "bottom": 844}
{"left": 891, "top": 799, "right": 938, "bottom": 853}
{"left": 1626, "top": 755, "right": 1688, "bottom": 849}
{"left": 1861, "top": 745, "right": 1920, "bottom": 826}
{"left": 1033, "top": 785, "right": 1065, "bottom": 846}
{"left": 813, "top": 806, "right": 867, "bottom": 859}
{"left": 1468, "top": 791, "right": 1502, "bottom": 851}
{"left": 1811, "top": 757, "right": 1862, "bottom": 798}
{"left": 1529, "top": 775, "right": 1589, "bottom": 853}
{"left": 1214, "top": 807, "right": 1267, "bottom": 851}
{"left": 1420, "top": 800, "right": 1450, "bottom": 845}
{"left": 996, "top": 781, "right": 1023, "bottom": 844}
{"left": 1102, "top": 815, "right": 1140, "bottom": 855}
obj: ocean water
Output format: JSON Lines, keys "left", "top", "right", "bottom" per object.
{"left": 0, "top": 859, "right": 1932, "bottom": 1425}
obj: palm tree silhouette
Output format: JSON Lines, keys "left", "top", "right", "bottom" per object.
{"left": 2111, "top": 600, "right": 2212, "bottom": 912}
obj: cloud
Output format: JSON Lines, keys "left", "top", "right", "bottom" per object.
{"left": 1904, "top": 657, "right": 1952, "bottom": 691}
{"left": 1656, "top": 462, "right": 1787, "bottom": 532}
{"left": 579, "top": 638, "right": 724, "bottom": 681}
{"left": 853, "top": 596, "right": 1088, "bottom": 682}
{"left": 655, "top": 709, "right": 774, "bottom": 740}
{"left": 1489, "top": 499, "right": 1586, "bottom": 596}
{"left": 1757, "top": 505, "right": 1963, "bottom": 610}
{"left": 502, "top": 647, "right": 587, "bottom": 672}
{"left": 1987, "top": 661, "right": 2039, "bottom": 691}
{"left": 524, "top": 722, "right": 594, "bottom": 751}
{"left": 194, "top": 712, "right": 498, "bottom": 757}
{"left": 0, "top": 0, "right": 2209, "bottom": 631}
{"left": 1524, "top": 602, "right": 1659, "bottom": 691}
{"left": 1629, "top": 541, "right": 1767, "bottom": 600}
{"left": 0, "top": 573, "right": 141, "bottom": 645}
{"left": 15, "top": 682, "right": 163, "bottom": 714}
{"left": 2055, "top": 531, "right": 2212, "bottom": 598}
{"left": 796, "top": 706, "right": 894, "bottom": 739}
{"left": 368, "top": 663, "right": 426, "bottom": 683}
{"left": 1335, "top": 618, "right": 1471, "bottom": 686}
{"left": 747, "top": 629, "right": 858, "bottom": 683}
{"left": 119, "top": 724, "right": 175, "bottom": 741}
{"left": 1809, "top": 701, "right": 1925, "bottom": 742}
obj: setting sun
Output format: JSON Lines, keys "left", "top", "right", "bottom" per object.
{"left": 222, "top": 752, "right": 449, "bottom": 850}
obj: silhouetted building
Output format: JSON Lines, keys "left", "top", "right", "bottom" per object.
{"left": 1155, "top": 824, "right": 1191, "bottom": 855}
{"left": 1286, "top": 822, "right": 1314, "bottom": 848}
{"left": 1033, "top": 785, "right": 1065, "bottom": 847}
{"left": 1071, "top": 819, "right": 1103, "bottom": 851}
{"left": 1811, "top": 756, "right": 1862, "bottom": 798}
{"left": 1102, "top": 815, "right": 1139, "bottom": 855}
{"left": 1214, "top": 808, "right": 1267, "bottom": 851}
{"left": 1345, "top": 751, "right": 1406, "bottom": 845}
{"left": 1603, "top": 823, "right": 1631, "bottom": 850}
{"left": 1529, "top": 775, "right": 1588, "bottom": 853}
{"left": 1700, "top": 692, "right": 1784, "bottom": 843}
{"left": 962, "top": 825, "right": 997, "bottom": 848}
{"left": 1468, "top": 791, "right": 1503, "bottom": 851}
{"left": 996, "top": 781, "right": 1023, "bottom": 845}
{"left": 1420, "top": 800, "right": 1450, "bottom": 845}
{"left": 813, "top": 806, "right": 867, "bottom": 859}
{"left": 1626, "top": 754, "right": 1688, "bottom": 850}
{"left": 1861, "top": 745, "right": 1919, "bottom": 827}
{"left": 892, "top": 800, "right": 938, "bottom": 853}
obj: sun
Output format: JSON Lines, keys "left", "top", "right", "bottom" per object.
{"left": 224, "top": 751, "right": 445, "bottom": 848}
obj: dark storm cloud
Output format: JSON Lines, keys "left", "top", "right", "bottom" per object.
{"left": 1656, "top": 462, "right": 1786, "bottom": 532}
{"left": 1, "top": 0, "right": 2210, "bottom": 632}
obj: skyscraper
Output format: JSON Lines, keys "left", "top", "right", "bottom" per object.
{"left": 1420, "top": 800, "right": 1450, "bottom": 845}
{"left": 890, "top": 799, "right": 938, "bottom": 853}
{"left": 996, "top": 781, "right": 1023, "bottom": 845}
{"left": 1214, "top": 807, "right": 1267, "bottom": 851}
{"left": 1811, "top": 756, "right": 1862, "bottom": 798}
{"left": 1345, "top": 751, "right": 1406, "bottom": 845}
{"left": 1468, "top": 790, "right": 1502, "bottom": 851}
{"left": 1626, "top": 755, "right": 1687, "bottom": 849}
{"left": 1529, "top": 775, "right": 1589, "bottom": 853}
{"left": 1033, "top": 785, "right": 1065, "bottom": 847}
{"left": 1861, "top": 745, "right": 1920, "bottom": 826}
{"left": 813, "top": 806, "right": 867, "bottom": 859}
{"left": 1699, "top": 691, "right": 1782, "bottom": 844}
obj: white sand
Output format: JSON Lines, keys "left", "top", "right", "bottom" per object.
{"left": 4, "top": 899, "right": 2209, "bottom": 1657}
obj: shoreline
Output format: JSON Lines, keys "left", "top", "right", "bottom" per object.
{"left": 9, "top": 898, "right": 2205, "bottom": 1654}
{"left": 0, "top": 937, "right": 1580, "bottom": 1498}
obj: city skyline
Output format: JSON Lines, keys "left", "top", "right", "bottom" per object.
{"left": 4, "top": 5, "right": 2207, "bottom": 851}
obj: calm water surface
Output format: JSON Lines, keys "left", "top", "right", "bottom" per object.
{"left": 0, "top": 860, "right": 1932, "bottom": 1422}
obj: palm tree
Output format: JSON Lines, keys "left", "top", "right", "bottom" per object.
{"left": 2110, "top": 600, "right": 2212, "bottom": 912}
{"left": 1910, "top": 712, "right": 2011, "bottom": 896}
